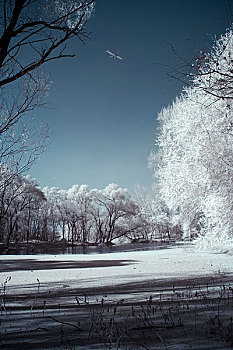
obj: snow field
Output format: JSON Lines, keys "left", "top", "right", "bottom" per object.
{"left": 1, "top": 245, "right": 233, "bottom": 293}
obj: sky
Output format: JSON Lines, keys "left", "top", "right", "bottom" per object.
{"left": 29, "top": 0, "right": 231, "bottom": 193}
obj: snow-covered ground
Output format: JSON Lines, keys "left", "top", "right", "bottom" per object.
{"left": 1, "top": 244, "right": 233, "bottom": 293}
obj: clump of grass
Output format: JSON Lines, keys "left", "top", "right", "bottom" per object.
{"left": 86, "top": 282, "right": 233, "bottom": 349}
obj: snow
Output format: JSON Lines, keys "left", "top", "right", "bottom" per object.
{"left": 1, "top": 245, "right": 232, "bottom": 293}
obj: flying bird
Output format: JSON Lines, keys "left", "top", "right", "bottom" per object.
{"left": 106, "top": 49, "right": 123, "bottom": 60}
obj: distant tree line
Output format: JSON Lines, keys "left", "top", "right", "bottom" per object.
{"left": 0, "top": 170, "right": 182, "bottom": 246}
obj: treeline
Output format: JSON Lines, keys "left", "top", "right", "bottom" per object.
{"left": 0, "top": 168, "right": 181, "bottom": 246}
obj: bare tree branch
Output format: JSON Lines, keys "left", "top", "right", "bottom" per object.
{"left": 0, "top": 0, "right": 95, "bottom": 87}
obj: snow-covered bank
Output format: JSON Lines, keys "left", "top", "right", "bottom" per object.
{"left": 1, "top": 245, "right": 232, "bottom": 292}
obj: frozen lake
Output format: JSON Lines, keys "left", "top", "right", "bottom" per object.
{"left": 1, "top": 244, "right": 232, "bottom": 293}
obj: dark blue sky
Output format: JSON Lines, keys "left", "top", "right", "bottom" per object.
{"left": 29, "top": 0, "right": 230, "bottom": 192}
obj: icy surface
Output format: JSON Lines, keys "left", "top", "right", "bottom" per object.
{"left": 1, "top": 245, "right": 232, "bottom": 292}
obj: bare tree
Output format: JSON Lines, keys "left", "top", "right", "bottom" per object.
{"left": 0, "top": 0, "right": 95, "bottom": 180}
{"left": 0, "top": 75, "right": 50, "bottom": 181}
{"left": 0, "top": 0, "right": 95, "bottom": 87}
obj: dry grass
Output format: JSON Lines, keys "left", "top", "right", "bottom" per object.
{"left": 1, "top": 274, "right": 233, "bottom": 349}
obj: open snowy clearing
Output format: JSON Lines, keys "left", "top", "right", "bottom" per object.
{"left": 1, "top": 244, "right": 233, "bottom": 293}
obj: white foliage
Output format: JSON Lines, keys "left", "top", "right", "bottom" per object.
{"left": 195, "top": 28, "right": 233, "bottom": 99}
{"left": 54, "top": 0, "right": 95, "bottom": 30}
{"left": 153, "top": 27, "right": 233, "bottom": 251}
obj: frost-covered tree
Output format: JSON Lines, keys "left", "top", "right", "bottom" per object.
{"left": 91, "top": 184, "right": 139, "bottom": 244}
{"left": 65, "top": 184, "right": 94, "bottom": 243}
{"left": 0, "top": 171, "right": 45, "bottom": 244}
{"left": 42, "top": 186, "right": 64, "bottom": 241}
{"left": 153, "top": 27, "right": 233, "bottom": 251}
{"left": 134, "top": 183, "right": 181, "bottom": 242}
{"left": 193, "top": 28, "right": 233, "bottom": 101}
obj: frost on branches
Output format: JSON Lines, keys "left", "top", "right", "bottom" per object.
{"left": 53, "top": 0, "right": 95, "bottom": 30}
{"left": 194, "top": 28, "right": 233, "bottom": 101}
{"left": 153, "top": 27, "right": 233, "bottom": 252}
{"left": 0, "top": 0, "right": 95, "bottom": 183}
{"left": 0, "top": 179, "right": 151, "bottom": 245}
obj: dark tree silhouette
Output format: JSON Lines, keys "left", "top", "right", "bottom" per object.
{"left": 0, "top": 0, "right": 95, "bottom": 87}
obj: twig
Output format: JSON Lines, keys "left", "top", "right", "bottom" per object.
{"left": 47, "top": 315, "right": 83, "bottom": 331}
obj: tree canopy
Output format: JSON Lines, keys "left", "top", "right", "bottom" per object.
{"left": 152, "top": 27, "right": 233, "bottom": 252}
